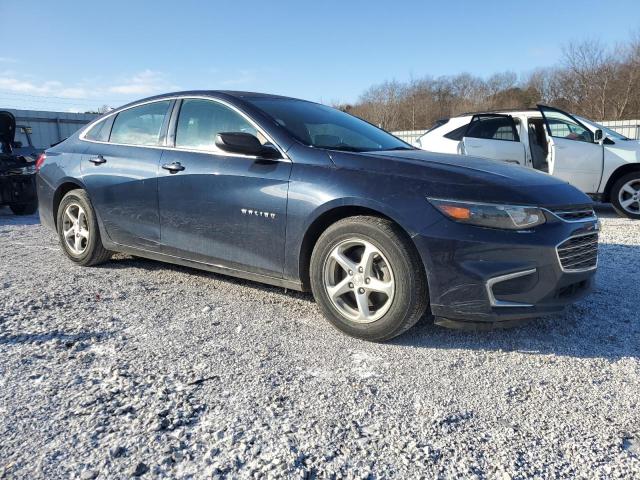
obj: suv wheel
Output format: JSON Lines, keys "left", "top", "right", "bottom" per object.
{"left": 611, "top": 172, "right": 640, "bottom": 219}
{"left": 310, "top": 216, "right": 428, "bottom": 341}
{"left": 56, "top": 189, "right": 112, "bottom": 266}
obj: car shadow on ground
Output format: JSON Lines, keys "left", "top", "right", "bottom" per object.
{"left": 103, "top": 240, "right": 639, "bottom": 362}
{"left": 102, "top": 254, "right": 316, "bottom": 303}
{"left": 593, "top": 202, "right": 619, "bottom": 218}
{"left": 0, "top": 206, "right": 40, "bottom": 226}
{"left": 393, "top": 240, "right": 640, "bottom": 361}
{"left": 0, "top": 330, "right": 114, "bottom": 347}
{"left": 392, "top": 312, "right": 639, "bottom": 361}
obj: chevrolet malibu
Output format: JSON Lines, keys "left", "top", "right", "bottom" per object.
{"left": 37, "top": 91, "right": 599, "bottom": 341}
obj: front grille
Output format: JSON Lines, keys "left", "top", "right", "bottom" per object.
{"left": 556, "top": 233, "right": 598, "bottom": 271}
{"left": 548, "top": 205, "right": 596, "bottom": 222}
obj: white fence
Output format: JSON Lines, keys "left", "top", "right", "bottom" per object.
{"left": 392, "top": 129, "right": 427, "bottom": 145}
{"left": 598, "top": 120, "right": 640, "bottom": 140}
{"left": 393, "top": 119, "right": 640, "bottom": 144}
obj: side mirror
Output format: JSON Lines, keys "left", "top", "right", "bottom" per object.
{"left": 594, "top": 129, "right": 604, "bottom": 143}
{"left": 215, "top": 132, "right": 277, "bottom": 158}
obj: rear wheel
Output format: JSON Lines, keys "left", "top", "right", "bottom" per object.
{"left": 9, "top": 201, "right": 37, "bottom": 215}
{"left": 310, "top": 216, "right": 428, "bottom": 341}
{"left": 611, "top": 172, "right": 640, "bottom": 219}
{"left": 56, "top": 189, "right": 112, "bottom": 266}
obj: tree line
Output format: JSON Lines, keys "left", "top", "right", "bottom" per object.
{"left": 339, "top": 33, "right": 640, "bottom": 131}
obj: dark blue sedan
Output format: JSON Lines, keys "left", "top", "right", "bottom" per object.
{"left": 36, "top": 91, "right": 599, "bottom": 341}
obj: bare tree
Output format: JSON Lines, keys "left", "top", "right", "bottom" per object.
{"left": 344, "top": 32, "right": 640, "bottom": 130}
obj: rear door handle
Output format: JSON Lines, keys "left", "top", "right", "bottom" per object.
{"left": 89, "top": 155, "right": 107, "bottom": 165}
{"left": 162, "top": 161, "right": 185, "bottom": 173}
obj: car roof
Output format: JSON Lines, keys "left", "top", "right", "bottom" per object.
{"left": 109, "top": 90, "right": 307, "bottom": 114}
{"left": 456, "top": 107, "right": 539, "bottom": 117}
{"left": 128, "top": 90, "right": 298, "bottom": 104}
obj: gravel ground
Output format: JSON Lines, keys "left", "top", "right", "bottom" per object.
{"left": 1, "top": 204, "right": 639, "bottom": 479}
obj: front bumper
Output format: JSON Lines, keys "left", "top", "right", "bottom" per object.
{"left": 413, "top": 212, "right": 599, "bottom": 326}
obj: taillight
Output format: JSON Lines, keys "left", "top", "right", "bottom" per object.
{"left": 35, "top": 153, "right": 46, "bottom": 171}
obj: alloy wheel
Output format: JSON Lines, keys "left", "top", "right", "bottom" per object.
{"left": 618, "top": 179, "right": 640, "bottom": 215}
{"left": 323, "top": 238, "right": 395, "bottom": 323}
{"left": 62, "top": 203, "right": 90, "bottom": 255}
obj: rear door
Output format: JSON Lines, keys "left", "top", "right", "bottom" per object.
{"left": 538, "top": 105, "right": 603, "bottom": 193}
{"left": 461, "top": 114, "right": 526, "bottom": 165}
{"left": 81, "top": 100, "right": 173, "bottom": 249}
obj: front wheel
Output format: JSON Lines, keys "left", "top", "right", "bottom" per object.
{"left": 310, "top": 216, "right": 428, "bottom": 342}
{"left": 56, "top": 189, "right": 112, "bottom": 266}
{"left": 611, "top": 172, "right": 640, "bottom": 219}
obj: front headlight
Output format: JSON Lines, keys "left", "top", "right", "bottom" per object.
{"left": 428, "top": 198, "right": 546, "bottom": 230}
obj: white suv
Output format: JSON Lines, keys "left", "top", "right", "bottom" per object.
{"left": 417, "top": 105, "right": 640, "bottom": 218}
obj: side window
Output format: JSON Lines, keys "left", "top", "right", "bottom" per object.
{"left": 465, "top": 116, "right": 519, "bottom": 142}
{"left": 110, "top": 101, "right": 171, "bottom": 146}
{"left": 175, "top": 99, "right": 265, "bottom": 151}
{"left": 444, "top": 123, "right": 470, "bottom": 141}
{"left": 84, "top": 118, "right": 111, "bottom": 142}
{"left": 547, "top": 118, "right": 593, "bottom": 143}
{"left": 540, "top": 107, "right": 594, "bottom": 143}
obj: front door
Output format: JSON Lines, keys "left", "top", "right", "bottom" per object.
{"left": 80, "top": 100, "right": 173, "bottom": 249}
{"left": 157, "top": 98, "right": 291, "bottom": 278}
{"left": 538, "top": 105, "right": 603, "bottom": 193}
{"left": 461, "top": 114, "right": 526, "bottom": 165}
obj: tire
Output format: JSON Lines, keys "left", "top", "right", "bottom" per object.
{"left": 310, "top": 215, "right": 428, "bottom": 342}
{"left": 611, "top": 172, "right": 640, "bottom": 219}
{"left": 56, "top": 189, "right": 112, "bottom": 266}
{"left": 9, "top": 201, "right": 37, "bottom": 215}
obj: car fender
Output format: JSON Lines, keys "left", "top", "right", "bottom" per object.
{"left": 599, "top": 143, "right": 640, "bottom": 193}
{"left": 45, "top": 174, "right": 113, "bottom": 246}
{"left": 303, "top": 195, "right": 417, "bottom": 238}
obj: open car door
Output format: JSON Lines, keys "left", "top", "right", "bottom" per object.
{"left": 461, "top": 114, "right": 526, "bottom": 165}
{"left": 538, "top": 105, "right": 603, "bottom": 193}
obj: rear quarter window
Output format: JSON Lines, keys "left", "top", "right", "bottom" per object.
{"left": 444, "top": 123, "right": 470, "bottom": 141}
{"left": 84, "top": 118, "right": 111, "bottom": 142}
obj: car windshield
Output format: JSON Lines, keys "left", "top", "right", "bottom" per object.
{"left": 247, "top": 98, "right": 412, "bottom": 152}
{"left": 577, "top": 116, "right": 631, "bottom": 141}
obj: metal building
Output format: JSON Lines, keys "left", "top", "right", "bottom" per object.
{"left": 3, "top": 108, "right": 99, "bottom": 150}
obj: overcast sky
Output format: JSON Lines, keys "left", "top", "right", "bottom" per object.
{"left": 1, "top": 0, "right": 639, "bottom": 112}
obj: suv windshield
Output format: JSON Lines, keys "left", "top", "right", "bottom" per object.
{"left": 247, "top": 98, "right": 412, "bottom": 152}
{"left": 577, "top": 116, "right": 631, "bottom": 141}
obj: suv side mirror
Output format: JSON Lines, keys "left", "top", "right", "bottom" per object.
{"left": 594, "top": 129, "right": 604, "bottom": 142}
{"left": 215, "top": 132, "right": 277, "bottom": 158}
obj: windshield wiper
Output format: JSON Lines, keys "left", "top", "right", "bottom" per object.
{"left": 384, "top": 146, "right": 415, "bottom": 151}
{"left": 322, "top": 145, "right": 367, "bottom": 152}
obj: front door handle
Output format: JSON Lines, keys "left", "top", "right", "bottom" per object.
{"left": 89, "top": 155, "right": 107, "bottom": 165}
{"left": 162, "top": 161, "right": 185, "bottom": 173}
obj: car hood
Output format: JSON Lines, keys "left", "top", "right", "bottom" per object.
{"left": 604, "top": 139, "right": 640, "bottom": 162}
{"left": 329, "top": 149, "right": 592, "bottom": 207}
